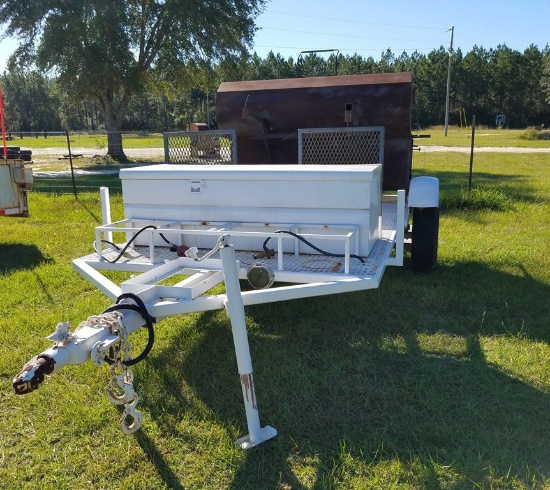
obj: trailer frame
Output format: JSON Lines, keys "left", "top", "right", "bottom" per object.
{"left": 13, "top": 124, "right": 439, "bottom": 446}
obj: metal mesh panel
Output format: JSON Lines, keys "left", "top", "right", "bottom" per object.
{"left": 298, "top": 127, "right": 385, "bottom": 165}
{"left": 164, "top": 130, "right": 237, "bottom": 164}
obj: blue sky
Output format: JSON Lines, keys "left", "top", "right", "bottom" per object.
{"left": 252, "top": 0, "right": 549, "bottom": 60}
{"left": 0, "top": 0, "right": 548, "bottom": 72}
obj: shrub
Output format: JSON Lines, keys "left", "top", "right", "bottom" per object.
{"left": 519, "top": 128, "right": 541, "bottom": 140}
{"left": 442, "top": 186, "right": 515, "bottom": 211}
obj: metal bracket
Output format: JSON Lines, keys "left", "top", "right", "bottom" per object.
{"left": 90, "top": 335, "right": 121, "bottom": 366}
{"left": 46, "top": 322, "right": 73, "bottom": 344}
{"left": 185, "top": 234, "right": 230, "bottom": 262}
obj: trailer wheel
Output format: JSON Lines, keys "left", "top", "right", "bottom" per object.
{"left": 411, "top": 207, "right": 439, "bottom": 272}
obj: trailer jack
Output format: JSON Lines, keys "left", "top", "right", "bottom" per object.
{"left": 12, "top": 239, "right": 278, "bottom": 446}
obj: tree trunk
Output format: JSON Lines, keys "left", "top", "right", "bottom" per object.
{"left": 106, "top": 130, "right": 125, "bottom": 160}
{"left": 99, "top": 89, "right": 130, "bottom": 161}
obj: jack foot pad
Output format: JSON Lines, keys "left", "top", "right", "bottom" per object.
{"left": 236, "top": 425, "right": 277, "bottom": 449}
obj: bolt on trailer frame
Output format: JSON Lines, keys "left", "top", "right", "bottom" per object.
{"left": 13, "top": 127, "right": 438, "bottom": 448}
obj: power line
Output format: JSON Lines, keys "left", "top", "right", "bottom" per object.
{"left": 254, "top": 45, "right": 435, "bottom": 54}
{"left": 265, "top": 9, "right": 444, "bottom": 31}
{"left": 261, "top": 26, "right": 441, "bottom": 44}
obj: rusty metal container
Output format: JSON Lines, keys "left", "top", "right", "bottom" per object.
{"left": 189, "top": 122, "right": 208, "bottom": 132}
{"left": 188, "top": 122, "right": 220, "bottom": 157}
{"left": 216, "top": 73, "right": 413, "bottom": 191}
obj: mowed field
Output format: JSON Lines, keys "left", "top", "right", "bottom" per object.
{"left": 1, "top": 139, "right": 550, "bottom": 489}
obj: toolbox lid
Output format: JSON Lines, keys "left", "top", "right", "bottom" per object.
{"left": 120, "top": 164, "right": 381, "bottom": 182}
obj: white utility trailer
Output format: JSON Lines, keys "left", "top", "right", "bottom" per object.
{"left": 13, "top": 131, "right": 439, "bottom": 448}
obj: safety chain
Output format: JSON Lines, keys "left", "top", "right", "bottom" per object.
{"left": 101, "top": 312, "right": 143, "bottom": 435}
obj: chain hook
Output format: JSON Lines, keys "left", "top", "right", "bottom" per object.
{"left": 106, "top": 364, "right": 136, "bottom": 405}
{"left": 120, "top": 397, "right": 143, "bottom": 435}
{"left": 102, "top": 310, "right": 142, "bottom": 434}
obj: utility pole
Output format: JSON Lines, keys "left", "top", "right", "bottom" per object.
{"left": 444, "top": 26, "right": 454, "bottom": 137}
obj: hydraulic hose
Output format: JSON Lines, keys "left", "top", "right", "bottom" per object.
{"left": 100, "top": 225, "right": 178, "bottom": 263}
{"left": 102, "top": 293, "right": 156, "bottom": 366}
{"left": 262, "top": 230, "right": 366, "bottom": 263}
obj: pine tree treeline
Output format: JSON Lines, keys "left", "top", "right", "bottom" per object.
{"left": 2, "top": 44, "right": 550, "bottom": 132}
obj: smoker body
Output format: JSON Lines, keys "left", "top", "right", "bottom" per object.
{"left": 216, "top": 73, "right": 413, "bottom": 191}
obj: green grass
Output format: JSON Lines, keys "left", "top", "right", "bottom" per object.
{"left": 441, "top": 186, "right": 515, "bottom": 212}
{"left": 6, "top": 132, "right": 165, "bottom": 150}
{"left": 7, "top": 132, "right": 231, "bottom": 151}
{"left": 417, "top": 127, "right": 550, "bottom": 148}
{"left": 30, "top": 172, "right": 123, "bottom": 194}
{"left": 6, "top": 127, "right": 550, "bottom": 151}
{"left": 1, "top": 151, "right": 550, "bottom": 489}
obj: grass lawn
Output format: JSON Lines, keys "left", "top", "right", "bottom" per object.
{"left": 6, "top": 131, "right": 231, "bottom": 152}
{"left": 5, "top": 132, "right": 166, "bottom": 150}
{"left": 417, "top": 127, "right": 550, "bottom": 148}
{"left": 5, "top": 127, "right": 550, "bottom": 152}
{"left": 1, "top": 150, "right": 549, "bottom": 489}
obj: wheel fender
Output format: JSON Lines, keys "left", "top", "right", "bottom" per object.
{"left": 408, "top": 176, "right": 439, "bottom": 208}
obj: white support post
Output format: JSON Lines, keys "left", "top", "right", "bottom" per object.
{"left": 219, "top": 244, "right": 277, "bottom": 449}
{"left": 394, "top": 189, "right": 406, "bottom": 266}
{"left": 386, "top": 189, "right": 406, "bottom": 267}
{"left": 100, "top": 187, "right": 112, "bottom": 243}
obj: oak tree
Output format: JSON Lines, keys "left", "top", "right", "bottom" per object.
{"left": 0, "top": 0, "right": 265, "bottom": 158}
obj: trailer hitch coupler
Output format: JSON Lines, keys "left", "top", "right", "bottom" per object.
{"left": 13, "top": 355, "right": 55, "bottom": 395}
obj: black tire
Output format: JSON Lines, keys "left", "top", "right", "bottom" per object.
{"left": 411, "top": 207, "right": 439, "bottom": 272}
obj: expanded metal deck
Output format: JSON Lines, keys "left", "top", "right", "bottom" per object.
{"left": 79, "top": 200, "right": 400, "bottom": 283}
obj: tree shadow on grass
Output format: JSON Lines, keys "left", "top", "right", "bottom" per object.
{"left": 0, "top": 243, "right": 53, "bottom": 274}
{"left": 31, "top": 161, "right": 158, "bottom": 197}
{"left": 136, "top": 260, "right": 550, "bottom": 489}
{"left": 134, "top": 429, "right": 185, "bottom": 490}
{"left": 31, "top": 174, "right": 122, "bottom": 196}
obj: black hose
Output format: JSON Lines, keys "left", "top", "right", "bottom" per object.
{"left": 102, "top": 293, "right": 156, "bottom": 366}
{"left": 262, "top": 230, "right": 366, "bottom": 264}
{"left": 101, "top": 239, "right": 120, "bottom": 250}
{"left": 102, "top": 225, "right": 177, "bottom": 263}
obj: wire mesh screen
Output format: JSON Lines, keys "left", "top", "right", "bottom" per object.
{"left": 164, "top": 130, "right": 237, "bottom": 164}
{"left": 298, "top": 127, "right": 385, "bottom": 165}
